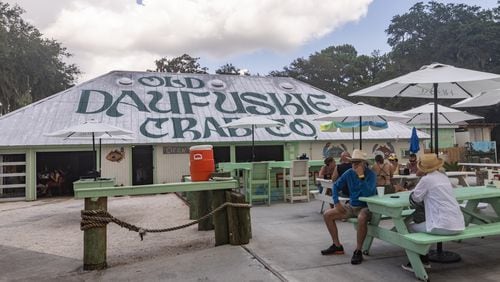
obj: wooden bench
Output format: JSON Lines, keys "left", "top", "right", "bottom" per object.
{"left": 404, "top": 222, "right": 500, "bottom": 244}
{"left": 349, "top": 216, "right": 500, "bottom": 282}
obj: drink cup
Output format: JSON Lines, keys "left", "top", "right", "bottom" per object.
{"left": 377, "top": 186, "right": 385, "bottom": 197}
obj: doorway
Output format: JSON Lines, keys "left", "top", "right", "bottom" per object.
{"left": 132, "top": 145, "right": 153, "bottom": 185}
{"left": 36, "top": 151, "right": 94, "bottom": 197}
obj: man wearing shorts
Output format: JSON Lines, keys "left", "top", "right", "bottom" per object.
{"left": 321, "top": 149, "right": 377, "bottom": 265}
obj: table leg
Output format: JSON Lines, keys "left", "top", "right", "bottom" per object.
{"left": 282, "top": 168, "right": 286, "bottom": 202}
{"left": 405, "top": 249, "right": 429, "bottom": 281}
{"left": 361, "top": 213, "right": 382, "bottom": 254}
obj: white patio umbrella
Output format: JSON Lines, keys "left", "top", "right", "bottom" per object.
{"left": 44, "top": 120, "right": 134, "bottom": 179}
{"left": 69, "top": 135, "right": 135, "bottom": 174}
{"left": 402, "top": 102, "right": 483, "bottom": 150}
{"left": 350, "top": 63, "right": 500, "bottom": 154}
{"left": 221, "top": 116, "right": 284, "bottom": 161}
{"left": 349, "top": 63, "right": 500, "bottom": 262}
{"left": 314, "top": 102, "right": 409, "bottom": 150}
{"left": 452, "top": 89, "right": 500, "bottom": 108}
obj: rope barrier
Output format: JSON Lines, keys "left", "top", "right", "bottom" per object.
{"left": 80, "top": 202, "right": 251, "bottom": 240}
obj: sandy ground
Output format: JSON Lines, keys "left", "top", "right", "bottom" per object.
{"left": 0, "top": 194, "right": 214, "bottom": 267}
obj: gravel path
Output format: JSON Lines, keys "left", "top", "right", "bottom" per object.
{"left": 0, "top": 194, "right": 214, "bottom": 267}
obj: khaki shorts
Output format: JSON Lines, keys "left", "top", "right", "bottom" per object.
{"left": 343, "top": 203, "right": 372, "bottom": 219}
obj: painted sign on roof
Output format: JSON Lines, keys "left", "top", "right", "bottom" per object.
{"left": 0, "top": 71, "right": 423, "bottom": 146}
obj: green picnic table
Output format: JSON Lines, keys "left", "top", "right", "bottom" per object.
{"left": 357, "top": 186, "right": 500, "bottom": 281}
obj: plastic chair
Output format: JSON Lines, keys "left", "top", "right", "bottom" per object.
{"left": 284, "top": 160, "right": 310, "bottom": 203}
{"left": 246, "top": 162, "right": 271, "bottom": 205}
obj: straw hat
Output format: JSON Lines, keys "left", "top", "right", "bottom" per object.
{"left": 388, "top": 153, "right": 398, "bottom": 161}
{"left": 347, "top": 149, "right": 368, "bottom": 162}
{"left": 417, "top": 153, "right": 444, "bottom": 173}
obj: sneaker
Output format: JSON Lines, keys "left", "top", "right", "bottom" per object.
{"left": 401, "top": 262, "right": 431, "bottom": 273}
{"left": 320, "top": 244, "right": 344, "bottom": 255}
{"left": 351, "top": 249, "right": 363, "bottom": 265}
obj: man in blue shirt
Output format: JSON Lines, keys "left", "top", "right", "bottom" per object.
{"left": 321, "top": 149, "right": 377, "bottom": 265}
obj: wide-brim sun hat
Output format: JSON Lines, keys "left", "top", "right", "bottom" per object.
{"left": 347, "top": 149, "right": 368, "bottom": 162}
{"left": 417, "top": 153, "right": 444, "bottom": 173}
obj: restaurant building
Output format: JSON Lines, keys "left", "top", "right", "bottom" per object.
{"left": 0, "top": 71, "right": 425, "bottom": 201}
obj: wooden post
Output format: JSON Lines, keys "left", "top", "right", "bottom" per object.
{"left": 195, "top": 190, "right": 214, "bottom": 231}
{"left": 211, "top": 190, "right": 229, "bottom": 246}
{"left": 226, "top": 191, "right": 251, "bottom": 245}
{"left": 187, "top": 192, "right": 198, "bottom": 220}
{"left": 83, "top": 197, "right": 107, "bottom": 270}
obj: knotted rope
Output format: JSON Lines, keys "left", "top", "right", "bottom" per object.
{"left": 80, "top": 202, "right": 251, "bottom": 240}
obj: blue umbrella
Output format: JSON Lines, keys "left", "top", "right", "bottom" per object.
{"left": 409, "top": 127, "right": 420, "bottom": 153}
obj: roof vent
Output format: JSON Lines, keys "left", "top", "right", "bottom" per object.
{"left": 209, "top": 79, "right": 226, "bottom": 89}
{"left": 279, "top": 82, "right": 295, "bottom": 90}
{"left": 117, "top": 77, "right": 133, "bottom": 86}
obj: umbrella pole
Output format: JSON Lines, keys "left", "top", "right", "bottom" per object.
{"left": 430, "top": 113, "right": 433, "bottom": 153}
{"left": 92, "top": 133, "right": 96, "bottom": 181}
{"left": 99, "top": 138, "right": 102, "bottom": 175}
{"left": 359, "top": 117, "right": 362, "bottom": 150}
{"left": 252, "top": 124, "right": 255, "bottom": 162}
{"left": 428, "top": 83, "right": 461, "bottom": 264}
{"left": 433, "top": 85, "right": 439, "bottom": 156}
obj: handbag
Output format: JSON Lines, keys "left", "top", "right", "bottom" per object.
{"left": 409, "top": 192, "right": 425, "bottom": 224}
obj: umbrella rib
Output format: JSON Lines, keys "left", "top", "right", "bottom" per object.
{"left": 398, "top": 83, "right": 416, "bottom": 96}
{"left": 439, "top": 112, "right": 452, "bottom": 123}
{"left": 453, "top": 82, "right": 474, "bottom": 97}
{"left": 406, "top": 113, "right": 422, "bottom": 123}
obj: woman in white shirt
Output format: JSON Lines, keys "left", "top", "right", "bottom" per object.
{"left": 402, "top": 153, "right": 465, "bottom": 272}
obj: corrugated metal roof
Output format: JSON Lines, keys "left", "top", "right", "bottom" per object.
{"left": 0, "top": 71, "right": 428, "bottom": 147}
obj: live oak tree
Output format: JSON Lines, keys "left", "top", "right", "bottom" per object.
{"left": 269, "top": 44, "right": 391, "bottom": 105}
{"left": 152, "top": 54, "right": 208, "bottom": 74}
{"left": 387, "top": 1, "right": 500, "bottom": 74}
{"left": 0, "top": 2, "right": 80, "bottom": 113}
{"left": 215, "top": 63, "right": 249, "bottom": 75}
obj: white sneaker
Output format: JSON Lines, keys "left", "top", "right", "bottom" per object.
{"left": 401, "top": 262, "right": 431, "bottom": 272}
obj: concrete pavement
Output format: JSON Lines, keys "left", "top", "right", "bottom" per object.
{"left": 2, "top": 194, "right": 500, "bottom": 281}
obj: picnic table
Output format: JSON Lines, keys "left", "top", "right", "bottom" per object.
{"left": 218, "top": 160, "right": 324, "bottom": 189}
{"left": 355, "top": 186, "right": 500, "bottom": 281}
{"left": 393, "top": 171, "right": 473, "bottom": 187}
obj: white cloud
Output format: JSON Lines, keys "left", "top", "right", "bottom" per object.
{"left": 7, "top": 0, "right": 373, "bottom": 81}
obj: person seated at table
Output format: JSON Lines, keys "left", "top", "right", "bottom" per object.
{"left": 406, "top": 153, "right": 418, "bottom": 174}
{"left": 388, "top": 153, "right": 401, "bottom": 175}
{"left": 321, "top": 149, "right": 377, "bottom": 265}
{"left": 372, "top": 154, "right": 393, "bottom": 187}
{"left": 403, "top": 153, "right": 419, "bottom": 190}
{"left": 317, "top": 157, "right": 337, "bottom": 194}
{"left": 401, "top": 153, "right": 465, "bottom": 272}
{"left": 332, "top": 151, "right": 352, "bottom": 198}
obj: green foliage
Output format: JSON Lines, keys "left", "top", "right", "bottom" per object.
{"left": 387, "top": 1, "right": 500, "bottom": 74}
{"left": 152, "top": 53, "right": 208, "bottom": 74}
{"left": 269, "top": 44, "right": 392, "bottom": 104}
{"left": 215, "top": 63, "right": 249, "bottom": 75}
{"left": 0, "top": 2, "right": 80, "bottom": 113}
{"left": 443, "top": 161, "right": 460, "bottom": 171}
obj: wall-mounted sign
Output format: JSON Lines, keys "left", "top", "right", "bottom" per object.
{"left": 106, "top": 149, "right": 125, "bottom": 162}
{"left": 163, "top": 146, "right": 189, "bottom": 154}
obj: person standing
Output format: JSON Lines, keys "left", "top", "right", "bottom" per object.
{"left": 321, "top": 149, "right": 377, "bottom": 265}
{"left": 406, "top": 153, "right": 418, "bottom": 174}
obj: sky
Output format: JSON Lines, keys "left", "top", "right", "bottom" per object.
{"left": 5, "top": 0, "right": 499, "bottom": 82}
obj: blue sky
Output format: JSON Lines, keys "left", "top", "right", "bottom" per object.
{"left": 200, "top": 0, "right": 499, "bottom": 75}
{"left": 6, "top": 0, "right": 499, "bottom": 81}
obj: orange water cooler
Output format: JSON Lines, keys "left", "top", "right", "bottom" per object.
{"left": 189, "top": 145, "right": 215, "bottom": 181}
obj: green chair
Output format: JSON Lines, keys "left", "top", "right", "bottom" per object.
{"left": 246, "top": 162, "right": 271, "bottom": 205}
